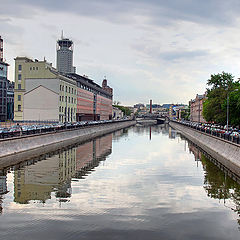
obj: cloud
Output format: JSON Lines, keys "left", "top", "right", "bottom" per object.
{"left": 2, "top": 0, "right": 240, "bottom": 105}
{"left": 2, "top": 0, "right": 240, "bottom": 27}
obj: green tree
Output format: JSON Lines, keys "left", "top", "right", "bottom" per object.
{"left": 203, "top": 72, "right": 240, "bottom": 125}
{"left": 113, "top": 105, "right": 131, "bottom": 116}
{"left": 181, "top": 105, "right": 190, "bottom": 120}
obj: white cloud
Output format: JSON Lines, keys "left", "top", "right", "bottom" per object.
{"left": 2, "top": 1, "right": 240, "bottom": 105}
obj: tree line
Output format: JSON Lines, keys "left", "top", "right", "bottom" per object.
{"left": 202, "top": 72, "right": 240, "bottom": 126}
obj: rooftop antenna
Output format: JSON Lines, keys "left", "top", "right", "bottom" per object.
{"left": 61, "top": 30, "right": 64, "bottom": 39}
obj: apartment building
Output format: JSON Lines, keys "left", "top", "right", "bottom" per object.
{"left": 14, "top": 57, "right": 77, "bottom": 122}
{"left": 189, "top": 93, "right": 207, "bottom": 123}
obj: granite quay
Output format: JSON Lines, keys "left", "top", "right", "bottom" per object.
{"left": 170, "top": 120, "right": 240, "bottom": 177}
{"left": 0, "top": 120, "right": 136, "bottom": 168}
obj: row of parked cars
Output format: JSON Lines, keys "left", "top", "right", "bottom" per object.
{"left": 176, "top": 120, "right": 240, "bottom": 143}
{"left": 0, "top": 119, "right": 128, "bottom": 139}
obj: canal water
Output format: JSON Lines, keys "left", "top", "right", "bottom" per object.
{"left": 0, "top": 125, "right": 240, "bottom": 240}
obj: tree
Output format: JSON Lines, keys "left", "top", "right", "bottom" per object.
{"left": 202, "top": 72, "right": 240, "bottom": 125}
{"left": 113, "top": 105, "right": 131, "bottom": 116}
{"left": 180, "top": 105, "right": 190, "bottom": 120}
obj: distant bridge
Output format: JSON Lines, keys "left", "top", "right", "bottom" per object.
{"left": 136, "top": 114, "right": 169, "bottom": 125}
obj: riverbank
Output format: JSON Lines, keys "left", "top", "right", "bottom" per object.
{"left": 0, "top": 120, "right": 136, "bottom": 168}
{"left": 169, "top": 121, "right": 240, "bottom": 177}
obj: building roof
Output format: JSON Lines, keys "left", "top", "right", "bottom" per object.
{"left": 65, "top": 73, "right": 113, "bottom": 98}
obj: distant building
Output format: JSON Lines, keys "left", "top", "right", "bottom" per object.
{"left": 162, "top": 104, "right": 172, "bottom": 109}
{"left": 189, "top": 94, "right": 207, "bottom": 123}
{"left": 169, "top": 104, "right": 186, "bottom": 119}
{"left": 0, "top": 36, "right": 14, "bottom": 121}
{"left": 0, "top": 36, "right": 3, "bottom": 63}
{"left": 174, "top": 105, "right": 188, "bottom": 120}
{"left": 56, "top": 34, "right": 76, "bottom": 74}
{"left": 7, "top": 80, "right": 14, "bottom": 120}
{"left": 0, "top": 61, "right": 9, "bottom": 121}
{"left": 112, "top": 106, "right": 123, "bottom": 119}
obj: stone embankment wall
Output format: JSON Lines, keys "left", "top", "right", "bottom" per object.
{"left": 0, "top": 121, "right": 136, "bottom": 168}
{"left": 169, "top": 121, "right": 240, "bottom": 176}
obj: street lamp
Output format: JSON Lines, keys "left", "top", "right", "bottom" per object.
{"left": 226, "top": 88, "right": 239, "bottom": 132}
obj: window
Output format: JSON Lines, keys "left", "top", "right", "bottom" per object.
{"left": 18, "top": 74, "right": 22, "bottom": 80}
{"left": 66, "top": 86, "right": 67, "bottom": 92}
{"left": 59, "top": 106, "right": 61, "bottom": 112}
{"left": 72, "top": 97, "right": 73, "bottom": 103}
{"left": 69, "top": 97, "right": 70, "bottom": 103}
{"left": 18, "top": 84, "right": 21, "bottom": 89}
{"left": 33, "top": 67, "right": 35, "bottom": 70}
{"left": 65, "top": 96, "right": 67, "bottom": 102}
{"left": 36, "top": 67, "right": 38, "bottom": 70}
{"left": 18, "top": 95, "right": 21, "bottom": 101}
{"left": 69, "top": 87, "right": 70, "bottom": 93}
{"left": 60, "top": 85, "right": 62, "bottom": 91}
{"left": 30, "top": 67, "right": 32, "bottom": 70}
{"left": 72, "top": 88, "right": 73, "bottom": 94}
{"left": 59, "top": 96, "right": 61, "bottom": 101}
{"left": 18, "top": 105, "right": 21, "bottom": 111}
{"left": 18, "top": 65, "right": 22, "bottom": 71}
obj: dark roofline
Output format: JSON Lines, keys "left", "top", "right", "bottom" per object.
{"left": 65, "top": 73, "right": 113, "bottom": 98}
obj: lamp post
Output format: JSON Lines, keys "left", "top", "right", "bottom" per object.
{"left": 226, "top": 92, "right": 229, "bottom": 132}
{"left": 226, "top": 88, "right": 239, "bottom": 132}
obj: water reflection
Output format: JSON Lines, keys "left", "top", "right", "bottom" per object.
{"left": 186, "top": 141, "right": 240, "bottom": 226}
{"left": 0, "top": 170, "right": 7, "bottom": 214}
{"left": 13, "top": 133, "right": 112, "bottom": 204}
{"left": 0, "top": 126, "right": 240, "bottom": 239}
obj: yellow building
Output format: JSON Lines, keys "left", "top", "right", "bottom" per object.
{"left": 14, "top": 57, "right": 77, "bottom": 122}
{"left": 14, "top": 148, "right": 76, "bottom": 203}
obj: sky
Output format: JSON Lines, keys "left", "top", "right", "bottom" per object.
{"left": 1, "top": 0, "right": 240, "bottom": 106}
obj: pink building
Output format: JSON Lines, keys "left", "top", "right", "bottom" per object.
{"left": 189, "top": 93, "right": 207, "bottom": 123}
{"left": 66, "top": 73, "right": 113, "bottom": 121}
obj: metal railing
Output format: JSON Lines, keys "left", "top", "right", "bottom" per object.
{"left": 171, "top": 120, "right": 240, "bottom": 145}
{"left": 0, "top": 119, "right": 133, "bottom": 140}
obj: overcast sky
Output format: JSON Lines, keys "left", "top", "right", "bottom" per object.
{"left": 1, "top": 0, "right": 240, "bottom": 105}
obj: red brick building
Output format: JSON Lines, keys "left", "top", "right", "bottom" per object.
{"left": 66, "top": 73, "right": 113, "bottom": 121}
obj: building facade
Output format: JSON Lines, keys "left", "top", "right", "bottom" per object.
{"left": 66, "top": 73, "right": 113, "bottom": 121}
{"left": 14, "top": 57, "right": 77, "bottom": 122}
{"left": 57, "top": 36, "right": 75, "bottom": 74}
{"left": 7, "top": 80, "right": 14, "bottom": 120}
{"left": 189, "top": 94, "right": 207, "bottom": 123}
{"left": 0, "top": 36, "right": 14, "bottom": 121}
{"left": 0, "top": 62, "right": 8, "bottom": 121}
{"left": 0, "top": 36, "right": 3, "bottom": 63}
{"left": 14, "top": 57, "right": 113, "bottom": 122}
{"left": 112, "top": 106, "right": 123, "bottom": 119}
